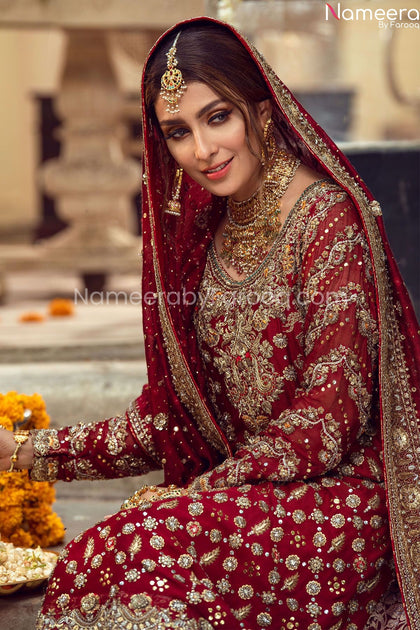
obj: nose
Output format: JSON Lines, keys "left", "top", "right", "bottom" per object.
{"left": 193, "top": 129, "right": 216, "bottom": 162}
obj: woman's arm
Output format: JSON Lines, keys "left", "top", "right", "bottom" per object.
{"left": 190, "top": 192, "right": 379, "bottom": 491}
{"left": 0, "top": 385, "right": 161, "bottom": 482}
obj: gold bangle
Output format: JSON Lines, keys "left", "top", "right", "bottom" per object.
{"left": 9, "top": 430, "right": 30, "bottom": 472}
{"left": 120, "top": 484, "right": 156, "bottom": 511}
{"left": 120, "top": 484, "right": 184, "bottom": 511}
{"left": 160, "top": 489, "right": 184, "bottom": 500}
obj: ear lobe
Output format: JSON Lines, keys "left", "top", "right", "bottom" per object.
{"left": 258, "top": 99, "right": 273, "bottom": 129}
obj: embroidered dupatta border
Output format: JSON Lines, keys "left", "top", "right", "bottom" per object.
{"left": 254, "top": 50, "right": 420, "bottom": 628}
{"left": 142, "top": 168, "right": 231, "bottom": 459}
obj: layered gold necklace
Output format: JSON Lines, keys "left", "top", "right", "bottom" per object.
{"left": 220, "top": 146, "right": 300, "bottom": 276}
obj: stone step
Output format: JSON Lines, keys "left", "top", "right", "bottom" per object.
{"left": 0, "top": 359, "right": 148, "bottom": 426}
{"left": 0, "top": 269, "right": 144, "bottom": 363}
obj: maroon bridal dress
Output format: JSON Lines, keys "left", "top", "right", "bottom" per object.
{"left": 32, "top": 17, "right": 419, "bottom": 630}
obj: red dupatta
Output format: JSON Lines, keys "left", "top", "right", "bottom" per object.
{"left": 140, "top": 17, "right": 420, "bottom": 628}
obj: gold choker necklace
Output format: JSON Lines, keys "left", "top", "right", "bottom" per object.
{"left": 220, "top": 147, "right": 300, "bottom": 276}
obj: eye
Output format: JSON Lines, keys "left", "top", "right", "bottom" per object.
{"left": 164, "top": 127, "right": 190, "bottom": 140}
{"left": 209, "top": 109, "right": 233, "bottom": 125}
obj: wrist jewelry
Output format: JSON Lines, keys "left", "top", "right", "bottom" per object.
{"left": 9, "top": 430, "right": 30, "bottom": 472}
{"left": 120, "top": 483, "right": 184, "bottom": 511}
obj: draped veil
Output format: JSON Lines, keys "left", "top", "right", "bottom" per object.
{"left": 140, "top": 17, "right": 420, "bottom": 628}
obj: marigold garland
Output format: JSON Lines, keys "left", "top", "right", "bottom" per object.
{"left": 0, "top": 392, "right": 65, "bottom": 548}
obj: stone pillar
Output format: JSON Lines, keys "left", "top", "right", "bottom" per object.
{"left": 40, "top": 29, "right": 141, "bottom": 291}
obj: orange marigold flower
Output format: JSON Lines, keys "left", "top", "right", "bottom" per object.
{"left": 0, "top": 391, "right": 64, "bottom": 548}
{"left": 0, "top": 392, "right": 50, "bottom": 431}
{"left": 9, "top": 529, "right": 33, "bottom": 549}
{"left": 25, "top": 510, "right": 66, "bottom": 548}
{"left": 0, "top": 415, "right": 13, "bottom": 431}
{"left": 0, "top": 506, "right": 24, "bottom": 535}
{"left": 0, "top": 392, "right": 25, "bottom": 425}
{"left": 19, "top": 311, "right": 45, "bottom": 323}
{"left": 48, "top": 298, "right": 75, "bottom": 317}
{"left": 25, "top": 481, "right": 55, "bottom": 506}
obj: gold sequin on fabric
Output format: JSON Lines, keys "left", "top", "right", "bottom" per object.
{"left": 31, "top": 409, "right": 155, "bottom": 483}
{"left": 36, "top": 471, "right": 391, "bottom": 629}
{"left": 250, "top": 42, "right": 418, "bottom": 626}
{"left": 193, "top": 182, "right": 380, "bottom": 489}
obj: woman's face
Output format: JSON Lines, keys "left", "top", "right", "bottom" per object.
{"left": 154, "top": 82, "right": 269, "bottom": 201}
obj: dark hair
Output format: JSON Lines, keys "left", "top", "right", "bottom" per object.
{"left": 144, "top": 21, "right": 272, "bottom": 162}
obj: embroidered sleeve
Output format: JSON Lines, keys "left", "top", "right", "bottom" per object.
{"left": 30, "top": 386, "right": 161, "bottom": 482}
{"left": 189, "top": 194, "right": 379, "bottom": 491}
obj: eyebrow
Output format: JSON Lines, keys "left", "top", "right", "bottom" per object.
{"left": 158, "top": 99, "right": 226, "bottom": 127}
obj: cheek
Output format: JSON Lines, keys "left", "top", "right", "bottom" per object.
{"left": 227, "top": 120, "right": 248, "bottom": 153}
{"left": 165, "top": 142, "right": 192, "bottom": 170}
{"left": 226, "top": 122, "right": 258, "bottom": 163}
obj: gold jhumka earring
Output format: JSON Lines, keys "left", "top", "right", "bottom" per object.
{"left": 261, "top": 118, "right": 276, "bottom": 166}
{"left": 160, "top": 32, "right": 187, "bottom": 114}
{"left": 165, "top": 167, "right": 183, "bottom": 216}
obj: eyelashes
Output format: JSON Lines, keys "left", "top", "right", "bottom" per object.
{"left": 209, "top": 109, "right": 233, "bottom": 124}
{"left": 163, "top": 108, "right": 234, "bottom": 141}
{"left": 164, "top": 128, "right": 189, "bottom": 140}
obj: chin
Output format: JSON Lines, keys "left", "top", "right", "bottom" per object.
{"left": 202, "top": 181, "right": 238, "bottom": 198}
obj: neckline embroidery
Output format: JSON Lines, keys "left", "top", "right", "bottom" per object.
{"left": 210, "top": 178, "right": 334, "bottom": 289}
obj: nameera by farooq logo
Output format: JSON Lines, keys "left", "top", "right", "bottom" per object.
{"left": 325, "top": 3, "right": 420, "bottom": 23}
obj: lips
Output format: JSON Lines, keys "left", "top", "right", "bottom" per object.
{"left": 202, "top": 158, "right": 233, "bottom": 180}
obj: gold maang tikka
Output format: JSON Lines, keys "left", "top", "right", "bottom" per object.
{"left": 165, "top": 168, "right": 183, "bottom": 216}
{"left": 160, "top": 32, "right": 187, "bottom": 114}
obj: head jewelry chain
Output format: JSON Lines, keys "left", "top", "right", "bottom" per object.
{"left": 160, "top": 32, "right": 187, "bottom": 114}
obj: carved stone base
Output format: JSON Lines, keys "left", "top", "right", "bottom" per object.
{"left": 39, "top": 29, "right": 141, "bottom": 284}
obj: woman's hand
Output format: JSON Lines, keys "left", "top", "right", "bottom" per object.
{"left": 140, "top": 487, "right": 166, "bottom": 502}
{"left": 0, "top": 428, "right": 34, "bottom": 472}
{"left": 0, "top": 428, "right": 16, "bottom": 471}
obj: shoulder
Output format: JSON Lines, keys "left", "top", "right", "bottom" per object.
{"left": 282, "top": 169, "right": 369, "bottom": 261}
{"left": 284, "top": 165, "right": 361, "bottom": 230}
{"left": 282, "top": 164, "right": 356, "bottom": 225}
{"left": 281, "top": 164, "right": 324, "bottom": 215}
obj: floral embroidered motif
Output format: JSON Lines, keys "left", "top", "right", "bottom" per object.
{"left": 34, "top": 180, "right": 397, "bottom": 630}
{"left": 193, "top": 182, "right": 379, "bottom": 490}
{"left": 36, "top": 596, "right": 215, "bottom": 629}
{"left": 31, "top": 411, "right": 154, "bottom": 483}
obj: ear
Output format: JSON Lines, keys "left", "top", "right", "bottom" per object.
{"left": 257, "top": 99, "right": 273, "bottom": 130}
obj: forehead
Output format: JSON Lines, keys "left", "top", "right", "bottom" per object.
{"left": 154, "top": 81, "right": 223, "bottom": 123}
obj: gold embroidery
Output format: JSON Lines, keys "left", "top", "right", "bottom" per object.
{"left": 196, "top": 292, "right": 285, "bottom": 431}
{"left": 105, "top": 416, "right": 130, "bottom": 456}
{"left": 263, "top": 55, "right": 420, "bottom": 621}
{"left": 31, "top": 428, "right": 60, "bottom": 457}
{"left": 36, "top": 596, "right": 214, "bottom": 629}
{"left": 153, "top": 412, "right": 169, "bottom": 431}
{"left": 145, "top": 174, "right": 230, "bottom": 458}
{"left": 127, "top": 402, "right": 159, "bottom": 464}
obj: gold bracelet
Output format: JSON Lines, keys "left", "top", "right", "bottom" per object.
{"left": 120, "top": 485, "right": 156, "bottom": 510}
{"left": 9, "top": 430, "right": 30, "bottom": 472}
{"left": 120, "top": 484, "right": 185, "bottom": 511}
{"left": 160, "top": 489, "right": 184, "bottom": 500}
